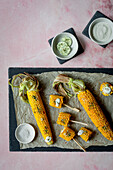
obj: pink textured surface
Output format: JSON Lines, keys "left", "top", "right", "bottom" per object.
{"left": 0, "top": 0, "right": 113, "bottom": 169}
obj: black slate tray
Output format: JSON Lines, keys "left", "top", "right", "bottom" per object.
{"left": 82, "top": 11, "right": 113, "bottom": 48}
{"left": 48, "top": 28, "right": 84, "bottom": 64}
{"left": 8, "top": 67, "right": 113, "bottom": 152}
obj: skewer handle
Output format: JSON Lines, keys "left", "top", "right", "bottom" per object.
{"left": 73, "top": 139, "right": 86, "bottom": 152}
{"left": 63, "top": 103, "right": 80, "bottom": 112}
{"left": 70, "top": 120, "right": 88, "bottom": 126}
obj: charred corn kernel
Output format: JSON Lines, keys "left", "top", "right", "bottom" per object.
{"left": 49, "top": 95, "right": 64, "bottom": 108}
{"left": 78, "top": 89, "right": 113, "bottom": 141}
{"left": 27, "top": 90, "right": 53, "bottom": 145}
{"left": 59, "top": 126, "right": 75, "bottom": 141}
{"left": 78, "top": 127, "right": 93, "bottom": 142}
{"left": 100, "top": 82, "right": 113, "bottom": 96}
{"left": 57, "top": 112, "right": 71, "bottom": 126}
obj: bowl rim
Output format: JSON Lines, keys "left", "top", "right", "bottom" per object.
{"left": 88, "top": 17, "right": 113, "bottom": 45}
{"left": 51, "top": 32, "right": 78, "bottom": 60}
{"left": 15, "top": 123, "right": 35, "bottom": 144}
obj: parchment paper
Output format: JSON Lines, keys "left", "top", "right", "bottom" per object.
{"left": 12, "top": 71, "right": 113, "bottom": 149}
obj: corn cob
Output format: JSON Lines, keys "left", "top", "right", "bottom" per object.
{"left": 53, "top": 74, "right": 113, "bottom": 141}
{"left": 78, "top": 127, "right": 93, "bottom": 142}
{"left": 9, "top": 73, "right": 53, "bottom": 145}
{"left": 57, "top": 112, "right": 71, "bottom": 126}
{"left": 49, "top": 94, "right": 80, "bottom": 112}
{"left": 49, "top": 95, "right": 64, "bottom": 108}
{"left": 57, "top": 112, "right": 88, "bottom": 127}
{"left": 27, "top": 90, "right": 53, "bottom": 145}
{"left": 77, "top": 90, "right": 113, "bottom": 140}
{"left": 59, "top": 126, "right": 75, "bottom": 141}
{"left": 100, "top": 82, "right": 113, "bottom": 96}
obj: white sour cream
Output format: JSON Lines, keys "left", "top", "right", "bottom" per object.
{"left": 45, "top": 136, "right": 52, "bottom": 143}
{"left": 103, "top": 86, "right": 111, "bottom": 94}
{"left": 92, "top": 22, "right": 112, "bottom": 42}
{"left": 55, "top": 98, "right": 60, "bottom": 107}
{"left": 77, "top": 130, "right": 84, "bottom": 136}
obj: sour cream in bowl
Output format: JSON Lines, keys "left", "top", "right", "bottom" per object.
{"left": 89, "top": 18, "right": 113, "bottom": 45}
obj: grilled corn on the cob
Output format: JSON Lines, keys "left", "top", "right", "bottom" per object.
{"left": 78, "top": 127, "right": 93, "bottom": 142}
{"left": 59, "top": 126, "right": 75, "bottom": 141}
{"left": 49, "top": 95, "right": 64, "bottom": 108}
{"left": 77, "top": 90, "right": 113, "bottom": 140}
{"left": 100, "top": 82, "right": 113, "bottom": 96}
{"left": 27, "top": 90, "right": 53, "bottom": 145}
{"left": 57, "top": 112, "right": 71, "bottom": 126}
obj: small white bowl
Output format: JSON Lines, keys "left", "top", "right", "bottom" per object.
{"left": 51, "top": 32, "right": 78, "bottom": 60}
{"left": 89, "top": 18, "right": 113, "bottom": 45}
{"left": 15, "top": 123, "right": 35, "bottom": 144}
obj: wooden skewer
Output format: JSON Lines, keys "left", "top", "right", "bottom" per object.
{"left": 63, "top": 103, "right": 80, "bottom": 112}
{"left": 70, "top": 120, "right": 88, "bottom": 126}
{"left": 73, "top": 139, "right": 86, "bottom": 152}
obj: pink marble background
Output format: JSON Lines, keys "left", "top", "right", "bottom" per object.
{"left": 0, "top": 0, "right": 113, "bottom": 169}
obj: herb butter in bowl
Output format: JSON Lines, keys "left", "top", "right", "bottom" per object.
{"left": 15, "top": 123, "right": 35, "bottom": 144}
{"left": 89, "top": 18, "right": 113, "bottom": 45}
{"left": 51, "top": 32, "right": 78, "bottom": 60}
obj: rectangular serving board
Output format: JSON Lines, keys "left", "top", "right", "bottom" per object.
{"left": 8, "top": 67, "right": 113, "bottom": 152}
